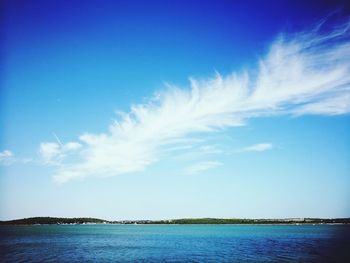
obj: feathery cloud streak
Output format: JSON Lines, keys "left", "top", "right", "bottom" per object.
{"left": 185, "top": 161, "right": 223, "bottom": 175}
{"left": 238, "top": 143, "right": 273, "bottom": 153}
{"left": 0, "top": 150, "right": 13, "bottom": 165}
{"left": 41, "top": 21, "right": 350, "bottom": 183}
{"left": 39, "top": 142, "right": 82, "bottom": 165}
{"left": 0, "top": 150, "right": 32, "bottom": 166}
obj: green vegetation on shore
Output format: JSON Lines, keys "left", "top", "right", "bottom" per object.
{"left": 0, "top": 217, "right": 107, "bottom": 225}
{"left": 1, "top": 217, "right": 350, "bottom": 225}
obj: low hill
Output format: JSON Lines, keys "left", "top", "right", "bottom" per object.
{"left": 0, "top": 217, "right": 109, "bottom": 225}
{"left": 1, "top": 217, "right": 349, "bottom": 225}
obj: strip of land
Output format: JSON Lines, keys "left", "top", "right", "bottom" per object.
{"left": 0, "top": 217, "right": 349, "bottom": 225}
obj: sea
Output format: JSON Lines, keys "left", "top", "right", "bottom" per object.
{"left": 0, "top": 224, "right": 349, "bottom": 262}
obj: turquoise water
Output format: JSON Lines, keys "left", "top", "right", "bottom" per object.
{"left": 0, "top": 224, "right": 349, "bottom": 262}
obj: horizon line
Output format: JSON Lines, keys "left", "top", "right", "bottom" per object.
{"left": 2, "top": 216, "right": 350, "bottom": 222}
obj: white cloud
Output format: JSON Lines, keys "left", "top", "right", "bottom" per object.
{"left": 0, "top": 150, "right": 32, "bottom": 166}
{"left": 0, "top": 150, "right": 14, "bottom": 165}
{"left": 294, "top": 93, "right": 350, "bottom": 115}
{"left": 39, "top": 142, "right": 61, "bottom": 165}
{"left": 185, "top": 161, "right": 223, "bottom": 175}
{"left": 238, "top": 143, "right": 273, "bottom": 153}
{"left": 0, "top": 150, "right": 13, "bottom": 159}
{"left": 39, "top": 141, "right": 82, "bottom": 165}
{"left": 43, "top": 20, "right": 350, "bottom": 183}
{"left": 63, "top": 142, "right": 83, "bottom": 151}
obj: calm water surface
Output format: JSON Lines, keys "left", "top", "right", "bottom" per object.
{"left": 0, "top": 224, "right": 349, "bottom": 262}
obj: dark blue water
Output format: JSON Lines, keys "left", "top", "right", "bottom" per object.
{"left": 0, "top": 224, "right": 349, "bottom": 262}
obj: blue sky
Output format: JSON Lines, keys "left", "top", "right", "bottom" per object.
{"left": 1, "top": 0, "right": 350, "bottom": 220}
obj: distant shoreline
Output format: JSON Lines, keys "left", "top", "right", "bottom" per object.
{"left": 1, "top": 217, "right": 349, "bottom": 226}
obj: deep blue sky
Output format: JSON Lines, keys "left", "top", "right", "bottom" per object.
{"left": 1, "top": 0, "right": 349, "bottom": 220}
{"left": 2, "top": 0, "right": 349, "bottom": 152}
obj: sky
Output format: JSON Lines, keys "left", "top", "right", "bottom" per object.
{"left": 1, "top": 0, "right": 350, "bottom": 221}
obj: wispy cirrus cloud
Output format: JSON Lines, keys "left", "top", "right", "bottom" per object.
{"left": 238, "top": 143, "right": 273, "bottom": 153}
{"left": 294, "top": 93, "right": 350, "bottom": 115}
{"left": 40, "top": 20, "right": 350, "bottom": 183}
{"left": 0, "top": 150, "right": 14, "bottom": 165}
{"left": 39, "top": 141, "right": 82, "bottom": 165}
{"left": 185, "top": 161, "right": 223, "bottom": 175}
{"left": 0, "top": 150, "right": 32, "bottom": 166}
